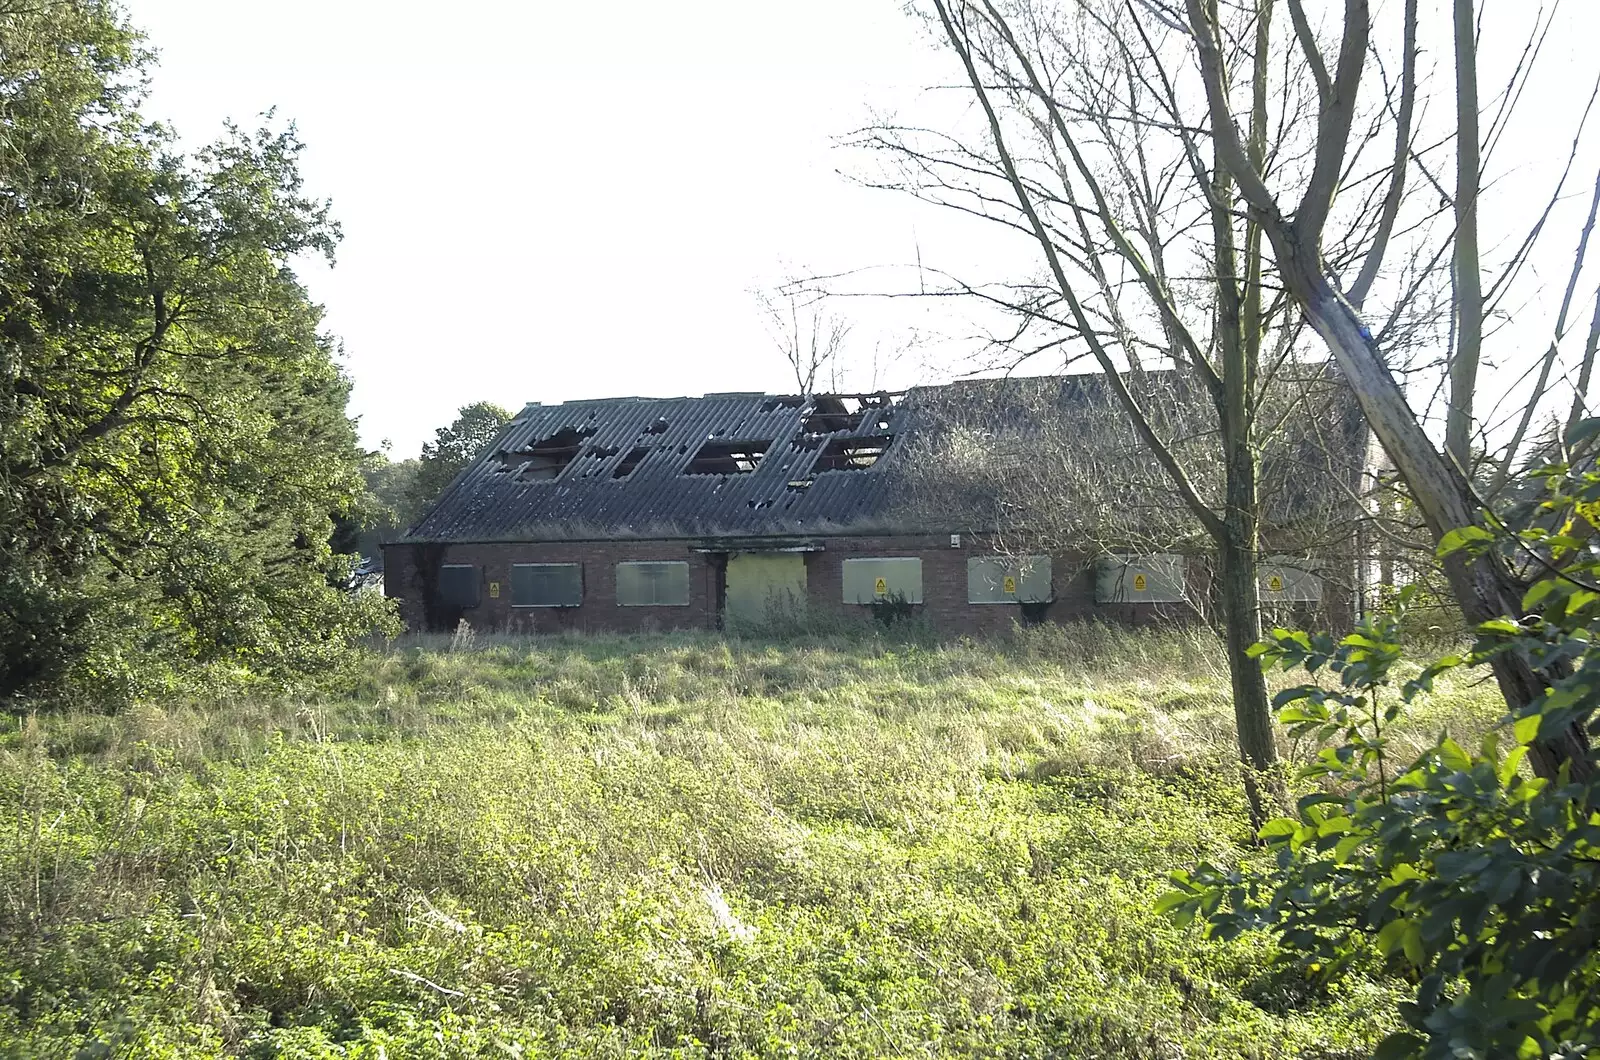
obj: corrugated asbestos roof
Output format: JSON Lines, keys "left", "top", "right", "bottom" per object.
{"left": 398, "top": 372, "right": 1365, "bottom": 543}
{"left": 403, "top": 387, "right": 933, "bottom": 542}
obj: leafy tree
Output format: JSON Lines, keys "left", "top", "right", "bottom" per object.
{"left": 336, "top": 402, "right": 511, "bottom": 569}
{"left": 1160, "top": 438, "right": 1600, "bottom": 1058}
{"left": 366, "top": 453, "right": 422, "bottom": 528}
{"left": 1, "top": 1, "right": 392, "bottom": 706}
{"left": 407, "top": 401, "right": 511, "bottom": 514}
{"left": 331, "top": 449, "right": 421, "bottom": 565}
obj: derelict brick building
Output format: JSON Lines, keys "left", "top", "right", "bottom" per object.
{"left": 384, "top": 376, "right": 1363, "bottom": 635}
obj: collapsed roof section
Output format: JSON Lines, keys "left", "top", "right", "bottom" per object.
{"left": 406, "top": 389, "right": 917, "bottom": 542}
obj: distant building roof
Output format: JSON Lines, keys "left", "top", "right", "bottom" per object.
{"left": 401, "top": 387, "right": 928, "bottom": 542}
{"left": 397, "top": 372, "right": 1364, "bottom": 544}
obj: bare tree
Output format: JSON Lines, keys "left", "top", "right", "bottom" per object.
{"left": 857, "top": 0, "right": 1600, "bottom": 782}
{"left": 1178, "top": 0, "right": 1598, "bottom": 778}
{"left": 898, "top": 371, "right": 1371, "bottom": 630}
{"left": 849, "top": 0, "right": 1432, "bottom": 819}
{"left": 755, "top": 282, "right": 853, "bottom": 396}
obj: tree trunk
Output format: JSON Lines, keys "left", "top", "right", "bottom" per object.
{"left": 1218, "top": 524, "right": 1276, "bottom": 826}
{"left": 1289, "top": 269, "right": 1592, "bottom": 781}
{"left": 1447, "top": 0, "right": 1483, "bottom": 474}
{"left": 1218, "top": 374, "right": 1276, "bottom": 825}
{"left": 1182, "top": 0, "right": 1590, "bottom": 779}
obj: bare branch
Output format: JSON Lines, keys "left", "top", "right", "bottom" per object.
{"left": 1345, "top": 0, "right": 1417, "bottom": 310}
{"left": 931, "top": 0, "right": 1225, "bottom": 535}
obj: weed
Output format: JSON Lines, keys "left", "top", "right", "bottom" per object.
{"left": 0, "top": 627, "right": 1500, "bottom": 1056}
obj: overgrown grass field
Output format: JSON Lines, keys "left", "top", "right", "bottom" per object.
{"left": 1, "top": 626, "right": 1500, "bottom": 1058}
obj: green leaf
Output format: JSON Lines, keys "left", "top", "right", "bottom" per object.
{"left": 1486, "top": 865, "right": 1521, "bottom": 905}
{"left": 1333, "top": 833, "right": 1364, "bottom": 864}
{"left": 1401, "top": 922, "right": 1425, "bottom": 966}
{"left": 1390, "top": 863, "right": 1426, "bottom": 883}
{"left": 1296, "top": 792, "right": 1345, "bottom": 814}
{"left": 1372, "top": 1032, "right": 1425, "bottom": 1060}
{"left": 1316, "top": 815, "right": 1353, "bottom": 837}
{"left": 1154, "top": 890, "right": 1193, "bottom": 915}
{"left": 1522, "top": 579, "right": 1560, "bottom": 611}
{"left": 1498, "top": 744, "right": 1529, "bottom": 786}
{"left": 1438, "top": 738, "right": 1472, "bottom": 772}
{"left": 1514, "top": 713, "right": 1542, "bottom": 746}
{"left": 1436, "top": 850, "right": 1492, "bottom": 880}
{"left": 1437, "top": 525, "right": 1494, "bottom": 557}
{"left": 1376, "top": 918, "right": 1408, "bottom": 955}
{"left": 1257, "top": 818, "right": 1297, "bottom": 840}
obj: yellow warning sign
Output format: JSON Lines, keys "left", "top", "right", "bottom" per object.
{"left": 1132, "top": 573, "right": 1147, "bottom": 592}
{"left": 1003, "top": 575, "right": 1017, "bottom": 594}
{"left": 874, "top": 576, "right": 888, "bottom": 595}
{"left": 488, "top": 581, "right": 501, "bottom": 599}
{"left": 1267, "top": 574, "right": 1284, "bottom": 592}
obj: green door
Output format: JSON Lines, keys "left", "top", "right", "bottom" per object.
{"left": 724, "top": 553, "right": 807, "bottom": 629}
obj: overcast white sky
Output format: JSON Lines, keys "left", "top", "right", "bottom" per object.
{"left": 122, "top": 0, "right": 1600, "bottom": 456}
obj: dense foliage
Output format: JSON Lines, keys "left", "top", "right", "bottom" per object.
{"left": 406, "top": 400, "right": 511, "bottom": 516}
{"left": 333, "top": 402, "right": 513, "bottom": 570}
{"left": 1, "top": 627, "right": 1499, "bottom": 1057}
{"left": 1162, "top": 443, "right": 1600, "bottom": 1059}
{"left": 0, "top": 1, "right": 390, "bottom": 707}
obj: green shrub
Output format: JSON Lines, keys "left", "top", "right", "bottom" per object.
{"left": 1161, "top": 449, "right": 1600, "bottom": 1059}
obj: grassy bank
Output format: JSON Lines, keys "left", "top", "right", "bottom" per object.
{"left": 0, "top": 626, "right": 1499, "bottom": 1057}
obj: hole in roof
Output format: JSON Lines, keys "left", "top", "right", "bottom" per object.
{"left": 644, "top": 418, "right": 670, "bottom": 435}
{"left": 613, "top": 446, "right": 650, "bottom": 479}
{"left": 786, "top": 479, "right": 812, "bottom": 491}
{"left": 814, "top": 435, "right": 892, "bottom": 472}
{"left": 684, "top": 439, "right": 771, "bottom": 475}
{"left": 800, "top": 394, "right": 893, "bottom": 434}
{"left": 497, "top": 425, "right": 595, "bottom": 481}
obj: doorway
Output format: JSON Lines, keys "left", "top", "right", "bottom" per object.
{"left": 723, "top": 552, "right": 807, "bottom": 630}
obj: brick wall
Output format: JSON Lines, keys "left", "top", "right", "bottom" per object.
{"left": 383, "top": 539, "right": 722, "bottom": 634}
{"left": 383, "top": 533, "right": 1194, "bottom": 636}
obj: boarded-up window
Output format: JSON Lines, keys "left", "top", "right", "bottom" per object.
{"left": 437, "top": 564, "right": 480, "bottom": 608}
{"left": 842, "top": 557, "right": 923, "bottom": 604}
{"left": 1095, "top": 554, "right": 1187, "bottom": 603}
{"left": 1260, "top": 556, "right": 1323, "bottom": 601}
{"left": 968, "top": 555, "right": 1052, "bottom": 603}
{"left": 616, "top": 561, "right": 691, "bottom": 606}
{"left": 511, "top": 563, "right": 583, "bottom": 607}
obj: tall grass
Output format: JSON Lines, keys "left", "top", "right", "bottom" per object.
{"left": 0, "top": 624, "right": 1500, "bottom": 1057}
